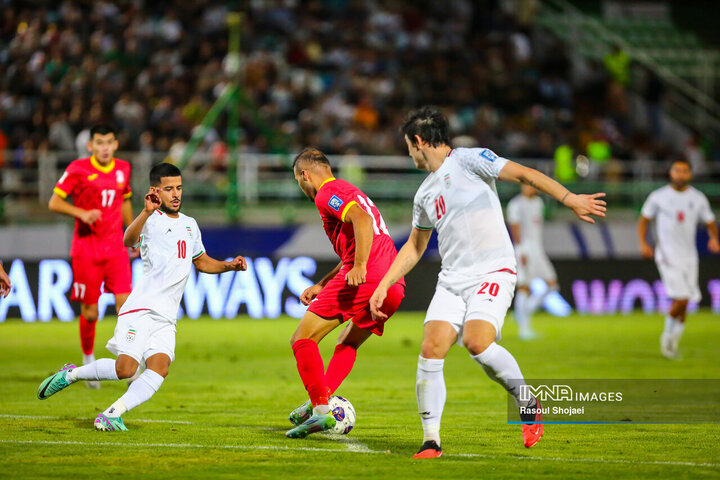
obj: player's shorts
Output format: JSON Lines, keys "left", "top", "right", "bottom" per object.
{"left": 106, "top": 309, "right": 176, "bottom": 366}
{"left": 425, "top": 270, "right": 516, "bottom": 343}
{"left": 71, "top": 251, "right": 132, "bottom": 305}
{"left": 516, "top": 248, "right": 557, "bottom": 286}
{"left": 308, "top": 273, "right": 405, "bottom": 336}
{"left": 656, "top": 259, "right": 701, "bottom": 303}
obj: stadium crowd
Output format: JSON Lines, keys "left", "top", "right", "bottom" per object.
{"left": 0, "top": 0, "right": 712, "bottom": 171}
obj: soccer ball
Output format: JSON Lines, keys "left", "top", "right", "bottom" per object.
{"left": 328, "top": 395, "right": 355, "bottom": 434}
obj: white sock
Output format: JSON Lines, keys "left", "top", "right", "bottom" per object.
{"left": 416, "top": 356, "right": 445, "bottom": 445}
{"left": 514, "top": 290, "right": 530, "bottom": 333}
{"left": 83, "top": 353, "right": 95, "bottom": 366}
{"left": 67, "top": 358, "right": 119, "bottom": 382}
{"left": 471, "top": 342, "right": 529, "bottom": 408}
{"left": 662, "top": 316, "right": 674, "bottom": 336}
{"left": 103, "top": 399, "right": 128, "bottom": 418}
{"left": 313, "top": 405, "right": 330, "bottom": 415}
{"left": 111, "top": 369, "right": 164, "bottom": 414}
{"left": 671, "top": 319, "right": 685, "bottom": 340}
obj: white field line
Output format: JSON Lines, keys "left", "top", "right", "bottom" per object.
{"left": 0, "top": 413, "right": 193, "bottom": 425}
{"left": 1, "top": 417, "right": 718, "bottom": 469}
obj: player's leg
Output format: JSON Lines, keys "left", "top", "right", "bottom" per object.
{"left": 286, "top": 311, "right": 342, "bottom": 438}
{"left": 464, "top": 272, "right": 542, "bottom": 448}
{"left": 514, "top": 284, "right": 533, "bottom": 340}
{"left": 37, "top": 354, "right": 135, "bottom": 400}
{"left": 657, "top": 262, "right": 691, "bottom": 358}
{"left": 72, "top": 255, "right": 104, "bottom": 388}
{"left": 95, "top": 353, "right": 170, "bottom": 432}
{"left": 525, "top": 253, "right": 558, "bottom": 317}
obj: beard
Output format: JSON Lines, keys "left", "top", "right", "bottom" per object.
{"left": 160, "top": 200, "right": 181, "bottom": 214}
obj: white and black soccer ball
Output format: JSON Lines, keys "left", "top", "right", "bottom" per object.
{"left": 328, "top": 395, "right": 355, "bottom": 434}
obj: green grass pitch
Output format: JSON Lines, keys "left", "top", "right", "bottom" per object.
{"left": 1, "top": 311, "right": 719, "bottom": 479}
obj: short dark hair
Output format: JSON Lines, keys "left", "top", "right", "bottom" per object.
{"left": 292, "top": 148, "right": 331, "bottom": 171}
{"left": 89, "top": 124, "right": 117, "bottom": 138}
{"left": 400, "top": 107, "right": 450, "bottom": 147}
{"left": 149, "top": 162, "right": 182, "bottom": 186}
{"left": 670, "top": 158, "right": 692, "bottom": 170}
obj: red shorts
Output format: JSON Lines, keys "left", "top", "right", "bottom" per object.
{"left": 71, "top": 251, "right": 132, "bottom": 305}
{"left": 308, "top": 273, "right": 405, "bottom": 336}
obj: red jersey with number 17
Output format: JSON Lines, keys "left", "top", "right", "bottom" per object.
{"left": 314, "top": 177, "right": 404, "bottom": 285}
{"left": 54, "top": 156, "right": 132, "bottom": 259}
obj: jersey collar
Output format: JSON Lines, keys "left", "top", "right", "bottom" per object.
{"left": 90, "top": 155, "right": 116, "bottom": 174}
{"left": 319, "top": 177, "right": 336, "bottom": 191}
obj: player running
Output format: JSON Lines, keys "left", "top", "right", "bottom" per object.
{"left": 48, "top": 125, "right": 134, "bottom": 389}
{"left": 37, "top": 163, "right": 247, "bottom": 431}
{"left": 507, "top": 185, "right": 559, "bottom": 340}
{"left": 638, "top": 159, "right": 719, "bottom": 359}
{"left": 370, "top": 107, "right": 606, "bottom": 457}
{"left": 285, "top": 148, "right": 405, "bottom": 439}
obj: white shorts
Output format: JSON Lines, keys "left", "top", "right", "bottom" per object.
{"left": 106, "top": 309, "right": 177, "bottom": 366}
{"left": 516, "top": 249, "right": 557, "bottom": 286}
{"left": 425, "top": 271, "right": 516, "bottom": 343}
{"left": 656, "top": 260, "right": 700, "bottom": 302}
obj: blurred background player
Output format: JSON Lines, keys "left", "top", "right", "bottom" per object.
{"left": 506, "top": 184, "right": 559, "bottom": 340}
{"left": 0, "top": 261, "right": 10, "bottom": 298}
{"left": 285, "top": 148, "right": 405, "bottom": 439}
{"left": 37, "top": 163, "right": 247, "bottom": 431}
{"left": 48, "top": 125, "right": 134, "bottom": 389}
{"left": 638, "top": 159, "right": 719, "bottom": 359}
{"left": 371, "top": 107, "right": 606, "bottom": 458}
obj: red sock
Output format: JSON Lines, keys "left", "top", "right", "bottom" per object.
{"left": 78, "top": 314, "right": 96, "bottom": 355}
{"left": 325, "top": 344, "right": 357, "bottom": 395}
{"left": 292, "top": 339, "right": 329, "bottom": 407}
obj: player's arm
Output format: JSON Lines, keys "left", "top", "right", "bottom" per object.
{"left": 370, "top": 227, "right": 433, "bottom": 319}
{"left": 344, "top": 204, "right": 374, "bottom": 287}
{"left": 123, "top": 189, "right": 161, "bottom": 247}
{"left": 498, "top": 161, "right": 606, "bottom": 224}
{"left": 637, "top": 215, "right": 654, "bottom": 258}
{"left": 193, "top": 253, "right": 247, "bottom": 274}
{"left": 707, "top": 221, "right": 720, "bottom": 253}
{"left": 48, "top": 192, "right": 102, "bottom": 225}
{"left": 0, "top": 260, "right": 11, "bottom": 298}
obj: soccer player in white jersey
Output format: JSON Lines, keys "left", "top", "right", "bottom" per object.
{"left": 370, "top": 107, "right": 606, "bottom": 458}
{"left": 506, "top": 184, "right": 559, "bottom": 340}
{"left": 638, "top": 159, "right": 719, "bottom": 359}
{"left": 37, "top": 163, "right": 247, "bottom": 431}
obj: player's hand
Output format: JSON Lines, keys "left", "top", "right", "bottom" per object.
{"left": 228, "top": 256, "right": 247, "bottom": 271}
{"left": 0, "top": 267, "right": 11, "bottom": 298}
{"left": 708, "top": 237, "right": 720, "bottom": 254}
{"left": 345, "top": 264, "right": 367, "bottom": 286}
{"left": 564, "top": 192, "right": 606, "bottom": 224}
{"left": 370, "top": 286, "right": 388, "bottom": 320}
{"left": 300, "top": 284, "right": 323, "bottom": 305}
{"left": 80, "top": 209, "right": 102, "bottom": 225}
{"left": 144, "top": 188, "right": 162, "bottom": 213}
{"left": 640, "top": 242, "right": 654, "bottom": 259}
{"left": 128, "top": 247, "right": 140, "bottom": 259}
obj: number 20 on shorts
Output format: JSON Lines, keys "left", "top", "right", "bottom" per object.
{"left": 477, "top": 282, "right": 499, "bottom": 297}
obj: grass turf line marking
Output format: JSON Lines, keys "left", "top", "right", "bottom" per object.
{"left": 0, "top": 414, "right": 193, "bottom": 425}
{"left": 1, "top": 439, "right": 718, "bottom": 469}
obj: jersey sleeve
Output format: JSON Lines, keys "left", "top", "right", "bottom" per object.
{"left": 316, "top": 184, "right": 359, "bottom": 223}
{"left": 698, "top": 194, "right": 716, "bottom": 224}
{"left": 192, "top": 220, "right": 206, "bottom": 260}
{"left": 53, "top": 165, "right": 80, "bottom": 199}
{"left": 506, "top": 198, "right": 521, "bottom": 224}
{"left": 122, "top": 167, "right": 132, "bottom": 199}
{"left": 640, "top": 192, "right": 659, "bottom": 219}
{"left": 412, "top": 193, "right": 433, "bottom": 230}
{"left": 457, "top": 148, "right": 508, "bottom": 180}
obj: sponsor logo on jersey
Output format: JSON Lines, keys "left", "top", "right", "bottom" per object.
{"left": 328, "top": 194, "right": 344, "bottom": 212}
{"left": 87, "top": 173, "right": 98, "bottom": 181}
{"left": 126, "top": 329, "right": 136, "bottom": 343}
{"left": 480, "top": 149, "right": 498, "bottom": 162}
{"left": 443, "top": 173, "right": 451, "bottom": 188}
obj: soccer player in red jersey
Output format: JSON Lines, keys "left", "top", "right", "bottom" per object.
{"left": 285, "top": 148, "right": 406, "bottom": 439}
{"left": 48, "top": 125, "right": 134, "bottom": 388}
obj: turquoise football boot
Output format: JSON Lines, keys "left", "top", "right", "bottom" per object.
{"left": 37, "top": 364, "right": 76, "bottom": 400}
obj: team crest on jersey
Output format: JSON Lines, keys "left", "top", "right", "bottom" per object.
{"left": 480, "top": 149, "right": 498, "bottom": 162}
{"left": 126, "top": 329, "right": 136, "bottom": 343}
{"left": 87, "top": 173, "right": 98, "bottom": 181}
{"left": 443, "top": 173, "right": 451, "bottom": 188}
{"left": 116, "top": 170, "right": 125, "bottom": 187}
{"left": 328, "top": 195, "right": 344, "bottom": 212}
